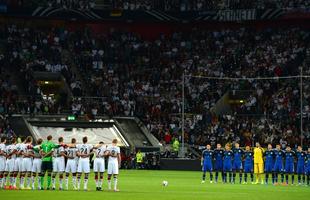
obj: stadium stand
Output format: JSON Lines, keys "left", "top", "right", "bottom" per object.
{"left": 0, "top": 22, "right": 309, "bottom": 154}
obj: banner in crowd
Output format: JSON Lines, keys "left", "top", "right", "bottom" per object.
{"left": 1, "top": 6, "right": 310, "bottom": 22}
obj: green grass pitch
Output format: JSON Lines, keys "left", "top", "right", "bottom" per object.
{"left": 1, "top": 170, "right": 309, "bottom": 200}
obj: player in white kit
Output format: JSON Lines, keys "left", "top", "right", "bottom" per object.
{"left": 13, "top": 139, "right": 23, "bottom": 189}
{"left": 31, "top": 138, "right": 43, "bottom": 190}
{"left": 93, "top": 141, "right": 107, "bottom": 191}
{"left": 65, "top": 138, "right": 78, "bottom": 190}
{"left": 106, "top": 139, "right": 121, "bottom": 192}
{"left": 52, "top": 137, "right": 66, "bottom": 190}
{"left": 75, "top": 136, "right": 94, "bottom": 191}
{"left": 20, "top": 136, "right": 34, "bottom": 189}
{"left": 66, "top": 136, "right": 103, "bottom": 191}
{"left": 0, "top": 137, "right": 7, "bottom": 189}
{"left": 3, "top": 138, "right": 16, "bottom": 189}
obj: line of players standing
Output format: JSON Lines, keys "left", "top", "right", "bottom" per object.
{"left": 0, "top": 135, "right": 121, "bottom": 191}
{"left": 201, "top": 143, "right": 310, "bottom": 185}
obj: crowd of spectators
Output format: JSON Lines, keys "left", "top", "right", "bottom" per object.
{"left": 0, "top": 24, "right": 82, "bottom": 112}
{"left": 0, "top": 58, "right": 17, "bottom": 139}
{"left": 3, "top": 25, "right": 72, "bottom": 86}
{"left": 0, "top": 23, "right": 310, "bottom": 149}
{"left": 69, "top": 26, "right": 310, "bottom": 149}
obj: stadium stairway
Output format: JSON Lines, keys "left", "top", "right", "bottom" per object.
{"left": 211, "top": 89, "right": 257, "bottom": 116}
{"left": 64, "top": 49, "right": 92, "bottom": 96}
{"left": 114, "top": 117, "right": 161, "bottom": 152}
{"left": 8, "top": 115, "right": 33, "bottom": 139}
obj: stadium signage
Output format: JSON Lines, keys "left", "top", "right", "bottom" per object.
{"left": 217, "top": 9, "right": 256, "bottom": 21}
{"left": 0, "top": 7, "right": 306, "bottom": 22}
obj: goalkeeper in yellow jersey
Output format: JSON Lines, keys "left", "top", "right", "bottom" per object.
{"left": 253, "top": 142, "right": 264, "bottom": 184}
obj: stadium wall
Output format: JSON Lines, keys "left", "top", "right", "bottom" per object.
{"left": 160, "top": 159, "right": 201, "bottom": 171}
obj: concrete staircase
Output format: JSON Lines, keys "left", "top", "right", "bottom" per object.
{"left": 63, "top": 49, "right": 91, "bottom": 96}
{"left": 9, "top": 116, "right": 32, "bottom": 139}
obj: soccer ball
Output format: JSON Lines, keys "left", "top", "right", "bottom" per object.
{"left": 162, "top": 180, "right": 168, "bottom": 187}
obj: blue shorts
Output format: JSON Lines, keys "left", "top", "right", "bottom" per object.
{"left": 284, "top": 163, "right": 294, "bottom": 173}
{"left": 244, "top": 163, "right": 253, "bottom": 173}
{"left": 223, "top": 162, "right": 232, "bottom": 172}
{"left": 296, "top": 164, "right": 304, "bottom": 174}
{"left": 214, "top": 160, "right": 223, "bottom": 171}
{"left": 202, "top": 162, "right": 213, "bottom": 172}
{"left": 265, "top": 162, "right": 274, "bottom": 173}
{"left": 306, "top": 165, "right": 310, "bottom": 175}
{"left": 233, "top": 161, "right": 243, "bottom": 171}
{"left": 274, "top": 162, "right": 283, "bottom": 172}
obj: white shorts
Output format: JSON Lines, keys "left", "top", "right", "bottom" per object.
{"left": 22, "top": 158, "right": 33, "bottom": 172}
{"left": 0, "top": 157, "right": 6, "bottom": 171}
{"left": 14, "top": 157, "right": 22, "bottom": 172}
{"left": 77, "top": 158, "right": 90, "bottom": 173}
{"left": 53, "top": 157, "right": 65, "bottom": 172}
{"left": 107, "top": 161, "right": 119, "bottom": 175}
{"left": 5, "top": 158, "right": 15, "bottom": 172}
{"left": 32, "top": 158, "right": 42, "bottom": 173}
{"left": 93, "top": 158, "right": 105, "bottom": 172}
{"left": 65, "top": 159, "right": 77, "bottom": 173}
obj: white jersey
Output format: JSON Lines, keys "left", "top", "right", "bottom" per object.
{"left": 13, "top": 143, "right": 23, "bottom": 172}
{"left": 65, "top": 147, "right": 79, "bottom": 173}
{"left": 107, "top": 145, "right": 120, "bottom": 163}
{"left": 5, "top": 144, "right": 16, "bottom": 159}
{"left": 0, "top": 143, "right": 6, "bottom": 171}
{"left": 5, "top": 144, "right": 16, "bottom": 172}
{"left": 14, "top": 143, "right": 22, "bottom": 157}
{"left": 19, "top": 143, "right": 27, "bottom": 155}
{"left": 76, "top": 143, "right": 93, "bottom": 174}
{"left": 32, "top": 145, "right": 42, "bottom": 159}
{"left": 53, "top": 145, "right": 65, "bottom": 172}
{"left": 95, "top": 146, "right": 107, "bottom": 158}
{"left": 20, "top": 143, "right": 33, "bottom": 158}
{"left": 0, "top": 143, "right": 6, "bottom": 157}
{"left": 21, "top": 143, "right": 33, "bottom": 172}
{"left": 93, "top": 146, "right": 107, "bottom": 172}
{"left": 107, "top": 145, "right": 120, "bottom": 175}
{"left": 76, "top": 144, "right": 93, "bottom": 157}
{"left": 53, "top": 146, "right": 65, "bottom": 157}
{"left": 32, "top": 145, "right": 42, "bottom": 173}
{"left": 65, "top": 147, "right": 78, "bottom": 159}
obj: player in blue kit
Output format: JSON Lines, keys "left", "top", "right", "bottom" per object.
{"left": 284, "top": 146, "right": 295, "bottom": 185}
{"left": 232, "top": 143, "right": 243, "bottom": 184}
{"left": 213, "top": 144, "right": 224, "bottom": 183}
{"left": 306, "top": 148, "right": 310, "bottom": 185}
{"left": 264, "top": 144, "right": 275, "bottom": 184}
{"left": 273, "top": 144, "right": 285, "bottom": 184}
{"left": 296, "top": 146, "right": 306, "bottom": 185}
{"left": 223, "top": 144, "right": 233, "bottom": 183}
{"left": 243, "top": 146, "right": 253, "bottom": 184}
{"left": 201, "top": 144, "right": 213, "bottom": 183}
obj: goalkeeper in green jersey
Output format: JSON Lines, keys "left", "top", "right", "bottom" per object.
{"left": 34, "top": 135, "right": 62, "bottom": 190}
